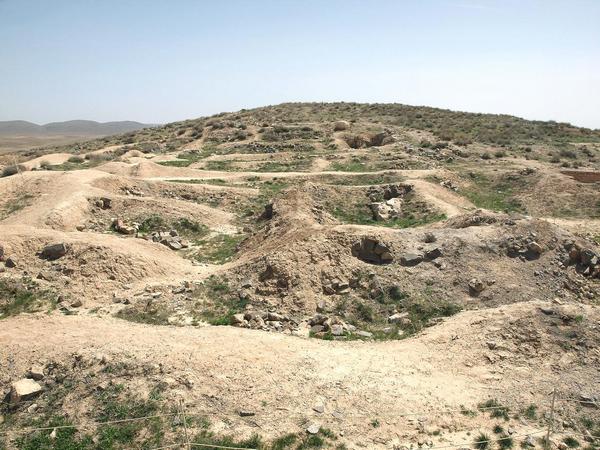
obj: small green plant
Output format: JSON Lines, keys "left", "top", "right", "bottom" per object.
{"left": 498, "top": 433, "right": 514, "bottom": 450}
{"left": 371, "top": 419, "right": 380, "bottom": 428}
{"left": 563, "top": 437, "right": 580, "bottom": 448}
{"left": 271, "top": 433, "right": 298, "bottom": 450}
{"left": 523, "top": 404, "right": 537, "bottom": 420}
{"left": 356, "top": 302, "right": 374, "bottom": 322}
{"left": 475, "top": 433, "right": 492, "bottom": 450}
{"left": 479, "top": 399, "right": 510, "bottom": 421}
{"left": 493, "top": 425, "right": 505, "bottom": 434}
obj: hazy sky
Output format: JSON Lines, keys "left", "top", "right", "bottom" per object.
{"left": 1, "top": 0, "right": 599, "bottom": 128}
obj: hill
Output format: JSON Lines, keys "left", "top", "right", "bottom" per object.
{"left": 0, "top": 119, "right": 152, "bottom": 136}
{"left": 0, "top": 119, "right": 154, "bottom": 154}
{"left": 0, "top": 102, "right": 599, "bottom": 449}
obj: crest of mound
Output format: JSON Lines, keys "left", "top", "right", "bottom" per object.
{"left": 96, "top": 160, "right": 203, "bottom": 179}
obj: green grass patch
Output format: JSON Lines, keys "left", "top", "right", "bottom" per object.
{"left": 15, "top": 416, "right": 94, "bottom": 450}
{"left": 0, "top": 279, "right": 56, "bottom": 319}
{"left": 461, "top": 172, "right": 528, "bottom": 213}
{"left": 192, "top": 276, "right": 247, "bottom": 326}
{"left": 498, "top": 433, "right": 514, "bottom": 450}
{"left": 115, "top": 307, "right": 171, "bottom": 326}
{"left": 329, "top": 191, "right": 446, "bottom": 229}
{"left": 0, "top": 193, "right": 34, "bottom": 220}
{"left": 256, "top": 158, "right": 313, "bottom": 172}
{"left": 331, "top": 160, "right": 371, "bottom": 172}
{"left": 522, "top": 404, "right": 537, "bottom": 420}
{"left": 156, "top": 149, "right": 209, "bottom": 167}
{"left": 205, "top": 160, "right": 236, "bottom": 171}
{"left": 192, "top": 233, "right": 245, "bottom": 264}
{"left": 166, "top": 178, "right": 229, "bottom": 185}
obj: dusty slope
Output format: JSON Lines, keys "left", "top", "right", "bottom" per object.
{"left": 1, "top": 300, "right": 597, "bottom": 448}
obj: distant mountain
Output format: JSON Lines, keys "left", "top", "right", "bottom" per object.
{"left": 0, "top": 120, "right": 153, "bottom": 136}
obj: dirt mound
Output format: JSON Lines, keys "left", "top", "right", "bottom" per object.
{"left": 0, "top": 227, "right": 202, "bottom": 305}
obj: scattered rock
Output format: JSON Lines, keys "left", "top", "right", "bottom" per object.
{"left": 28, "top": 366, "right": 45, "bottom": 381}
{"left": 5, "top": 257, "right": 16, "bottom": 268}
{"left": 423, "top": 232, "right": 436, "bottom": 243}
{"left": 238, "top": 410, "right": 255, "bottom": 417}
{"left": 424, "top": 247, "right": 442, "bottom": 260}
{"left": 333, "top": 120, "right": 349, "bottom": 131}
{"left": 313, "top": 401, "right": 325, "bottom": 414}
{"left": 27, "top": 403, "right": 39, "bottom": 413}
{"left": 231, "top": 314, "right": 245, "bottom": 325}
{"left": 330, "top": 324, "right": 344, "bottom": 336}
{"left": 400, "top": 253, "right": 423, "bottom": 267}
{"left": 468, "top": 278, "right": 486, "bottom": 296}
{"left": 306, "top": 423, "right": 320, "bottom": 434}
{"left": 95, "top": 197, "right": 112, "bottom": 209}
{"left": 388, "top": 312, "right": 409, "bottom": 324}
{"left": 0, "top": 244, "right": 4, "bottom": 261}
{"left": 112, "top": 218, "right": 136, "bottom": 235}
{"left": 355, "top": 330, "right": 373, "bottom": 338}
{"left": 9, "top": 379, "right": 43, "bottom": 404}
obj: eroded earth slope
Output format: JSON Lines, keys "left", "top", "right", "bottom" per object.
{"left": 1, "top": 103, "right": 599, "bottom": 449}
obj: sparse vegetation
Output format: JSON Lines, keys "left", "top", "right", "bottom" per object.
{"left": 563, "top": 437, "right": 580, "bottom": 448}
{"left": 191, "top": 233, "right": 245, "bottom": 264}
{"left": 475, "top": 433, "right": 492, "bottom": 450}
{"left": 1, "top": 164, "right": 26, "bottom": 177}
{"left": 0, "top": 279, "right": 56, "bottom": 318}
{"left": 462, "top": 171, "right": 528, "bottom": 213}
{"left": 479, "top": 399, "right": 510, "bottom": 421}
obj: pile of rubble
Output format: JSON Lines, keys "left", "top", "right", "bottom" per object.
{"left": 501, "top": 233, "right": 545, "bottom": 260}
{"left": 366, "top": 184, "right": 413, "bottom": 221}
{"left": 566, "top": 242, "right": 600, "bottom": 278}
{"left": 144, "top": 230, "right": 190, "bottom": 251}
{"left": 112, "top": 217, "right": 138, "bottom": 235}
{"left": 111, "top": 219, "right": 190, "bottom": 251}
{"left": 351, "top": 237, "right": 393, "bottom": 264}
{"left": 231, "top": 310, "right": 298, "bottom": 332}
{"left": 307, "top": 313, "right": 358, "bottom": 337}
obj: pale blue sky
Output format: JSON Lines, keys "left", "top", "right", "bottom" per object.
{"left": 1, "top": 0, "right": 599, "bottom": 128}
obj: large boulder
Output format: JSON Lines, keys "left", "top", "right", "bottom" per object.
{"left": 9, "top": 378, "right": 43, "bottom": 404}
{"left": 39, "top": 243, "right": 68, "bottom": 260}
{"left": 333, "top": 121, "right": 349, "bottom": 131}
{"left": 112, "top": 218, "right": 137, "bottom": 235}
{"left": 370, "top": 197, "right": 403, "bottom": 221}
